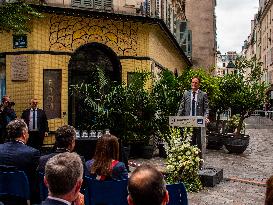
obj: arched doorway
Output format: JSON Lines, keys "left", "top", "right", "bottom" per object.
{"left": 68, "top": 43, "right": 122, "bottom": 128}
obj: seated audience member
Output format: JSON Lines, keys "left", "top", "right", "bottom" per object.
{"left": 37, "top": 125, "right": 88, "bottom": 175}
{"left": 43, "top": 152, "right": 84, "bottom": 205}
{"left": 0, "top": 119, "right": 40, "bottom": 204}
{"left": 127, "top": 164, "right": 169, "bottom": 205}
{"left": 265, "top": 175, "right": 273, "bottom": 205}
{"left": 86, "top": 134, "right": 128, "bottom": 180}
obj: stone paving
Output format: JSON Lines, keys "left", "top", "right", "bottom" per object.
{"left": 129, "top": 117, "right": 273, "bottom": 205}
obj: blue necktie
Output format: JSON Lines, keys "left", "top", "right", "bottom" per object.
{"left": 33, "top": 110, "right": 36, "bottom": 130}
{"left": 192, "top": 92, "right": 196, "bottom": 116}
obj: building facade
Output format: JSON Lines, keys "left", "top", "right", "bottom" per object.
{"left": 0, "top": 1, "right": 191, "bottom": 131}
{"left": 215, "top": 51, "right": 237, "bottom": 76}
{"left": 184, "top": 0, "right": 217, "bottom": 69}
{"left": 242, "top": 0, "right": 273, "bottom": 84}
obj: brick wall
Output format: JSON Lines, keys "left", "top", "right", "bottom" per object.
{"left": 0, "top": 12, "right": 189, "bottom": 132}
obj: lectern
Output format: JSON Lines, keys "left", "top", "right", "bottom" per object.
{"left": 169, "top": 116, "right": 206, "bottom": 159}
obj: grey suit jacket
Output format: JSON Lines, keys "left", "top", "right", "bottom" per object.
{"left": 177, "top": 90, "right": 209, "bottom": 117}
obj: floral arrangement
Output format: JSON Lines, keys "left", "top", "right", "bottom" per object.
{"left": 165, "top": 128, "right": 202, "bottom": 192}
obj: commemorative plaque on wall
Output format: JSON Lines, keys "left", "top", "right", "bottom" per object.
{"left": 43, "top": 69, "right": 62, "bottom": 119}
{"left": 11, "top": 56, "right": 28, "bottom": 81}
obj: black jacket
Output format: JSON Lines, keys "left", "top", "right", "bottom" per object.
{"left": 21, "top": 108, "right": 49, "bottom": 134}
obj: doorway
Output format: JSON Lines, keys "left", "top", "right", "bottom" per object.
{"left": 68, "top": 43, "right": 122, "bottom": 128}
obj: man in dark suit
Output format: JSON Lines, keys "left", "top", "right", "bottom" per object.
{"left": 21, "top": 98, "right": 49, "bottom": 150}
{"left": 0, "top": 119, "right": 40, "bottom": 204}
{"left": 42, "top": 152, "right": 84, "bottom": 205}
{"left": 37, "top": 125, "right": 88, "bottom": 177}
{"left": 0, "top": 95, "right": 16, "bottom": 143}
{"left": 177, "top": 76, "right": 209, "bottom": 159}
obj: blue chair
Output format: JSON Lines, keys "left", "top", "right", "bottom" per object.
{"left": 38, "top": 172, "right": 48, "bottom": 202}
{"left": 84, "top": 176, "right": 128, "bottom": 205}
{"left": 166, "top": 182, "right": 188, "bottom": 205}
{"left": 0, "top": 169, "right": 30, "bottom": 205}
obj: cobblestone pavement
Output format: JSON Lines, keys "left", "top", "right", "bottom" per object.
{"left": 130, "top": 117, "right": 273, "bottom": 205}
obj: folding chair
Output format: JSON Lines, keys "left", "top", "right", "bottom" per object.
{"left": 0, "top": 169, "right": 30, "bottom": 205}
{"left": 84, "top": 176, "right": 128, "bottom": 205}
{"left": 166, "top": 182, "right": 188, "bottom": 205}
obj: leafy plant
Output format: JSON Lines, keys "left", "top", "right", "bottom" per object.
{"left": 225, "top": 114, "right": 245, "bottom": 134}
{"left": 117, "top": 72, "right": 156, "bottom": 144}
{"left": 165, "top": 128, "right": 202, "bottom": 192}
{"left": 0, "top": 1, "right": 43, "bottom": 33}
{"left": 69, "top": 66, "right": 112, "bottom": 131}
{"left": 70, "top": 70, "right": 157, "bottom": 145}
{"left": 151, "top": 70, "right": 183, "bottom": 145}
{"left": 220, "top": 56, "right": 269, "bottom": 137}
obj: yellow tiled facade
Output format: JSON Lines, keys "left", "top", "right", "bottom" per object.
{"left": 0, "top": 12, "right": 189, "bottom": 132}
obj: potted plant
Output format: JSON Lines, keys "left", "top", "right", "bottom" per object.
{"left": 70, "top": 69, "right": 157, "bottom": 159}
{"left": 151, "top": 70, "right": 183, "bottom": 158}
{"left": 206, "top": 76, "right": 233, "bottom": 150}
{"left": 104, "top": 71, "right": 156, "bottom": 159}
{"left": 220, "top": 56, "right": 268, "bottom": 154}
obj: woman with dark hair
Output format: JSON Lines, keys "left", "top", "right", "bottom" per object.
{"left": 86, "top": 134, "right": 128, "bottom": 180}
{"left": 265, "top": 175, "right": 273, "bottom": 205}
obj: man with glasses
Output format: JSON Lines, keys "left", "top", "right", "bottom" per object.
{"left": 21, "top": 98, "right": 48, "bottom": 150}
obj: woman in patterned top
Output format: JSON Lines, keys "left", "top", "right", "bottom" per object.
{"left": 85, "top": 134, "right": 128, "bottom": 180}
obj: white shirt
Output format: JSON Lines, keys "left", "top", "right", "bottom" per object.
{"left": 190, "top": 90, "right": 199, "bottom": 116}
{"left": 29, "top": 108, "right": 38, "bottom": 131}
{"left": 47, "top": 196, "right": 71, "bottom": 205}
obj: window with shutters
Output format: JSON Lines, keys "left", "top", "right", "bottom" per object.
{"left": 72, "top": 0, "right": 81, "bottom": 6}
{"left": 72, "top": 0, "right": 112, "bottom": 10}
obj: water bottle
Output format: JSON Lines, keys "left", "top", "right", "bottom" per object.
{"left": 82, "top": 130, "right": 88, "bottom": 138}
{"left": 76, "top": 130, "right": 81, "bottom": 139}
{"left": 90, "top": 130, "right": 96, "bottom": 138}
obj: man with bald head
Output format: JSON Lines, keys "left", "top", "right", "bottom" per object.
{"left": 21, "top": 98, "right": 48, "bottom": 150}
{"left": 127, "top": 164, "right": 169, "bottom": 205}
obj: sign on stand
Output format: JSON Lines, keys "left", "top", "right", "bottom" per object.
{"left": 169, "top": 116, "right": 205, "bottom": 127}
{"left": 169, "top": 116, "right": 206, "bottom": 164}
